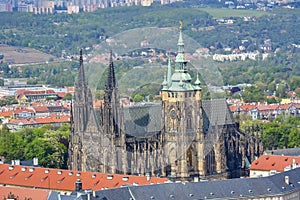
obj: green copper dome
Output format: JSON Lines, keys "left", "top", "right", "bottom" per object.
{"left": 161, "top": 22, "right": 201, "bottom": 92}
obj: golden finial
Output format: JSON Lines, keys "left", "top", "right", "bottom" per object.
{"left": 179, "top": 21, "right": 183, "bottom": 30}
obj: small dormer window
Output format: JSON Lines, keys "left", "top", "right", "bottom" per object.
{"left": 107, "top": 175, "right": 113, "bottom": 180}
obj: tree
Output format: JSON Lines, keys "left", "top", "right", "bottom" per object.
{"left": 0, "top": 125, "right": 70, "bottom": 169}
{"left": 242, "top": 86, "right": 265, "bottom": 103}
{"left": 266, "top": 97, "right": 278, "bottom": 104}
{"left": 288, "top": 128, "right": 300, "bottom": 148}
{"left": 241, "top": 116, "right": 300, "bottom": 150}
{"left": 62, "top": 93, "right": 72, "bottom": 100}
{"left": 276, "top": 83, "right": 287, "bottom": 98}
{"left": 288, "top": 76, "right": 300, "bottom": 91}
{"left": 0, "top": 129, "right": 24, "bottom": 162}
{"left": 133, "top": 94, "right": 144, "bottom": 102}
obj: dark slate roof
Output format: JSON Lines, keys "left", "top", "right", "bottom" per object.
{"left": 122, "top": 99, "right": 235, "bottom": 138}
{"left": 48, "top": 191, "right": 60, "bottom": 200}
{"left": 202, "top": 99, "right": 235, "bottom": 129}
{"left": 57, "top": 168, "right": 300, "bottom": 199}
{"left": 123, "top": 103, "right": 162, "bottom": 138}
{"left": 53, "top": 187, "right": 133, "bottom": 200}
{"left": 47, "top": 106, "right": 70, "bottom": 112}
{"left": 92, "top": 187, "right": 133, "bottom": 200}
{"left": 264, "top": 148, "right": 300, "bottom": 156}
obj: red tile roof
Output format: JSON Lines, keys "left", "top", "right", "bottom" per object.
{"left": 65, "top": 86, "right": 75, "bottom": 92}
{"left": 257, "top": 104, "right": 279, "bottom": 111}
{"left": 7, "top": 115, "right": 70, "bottom": 125}
{"left": 0, "top": 164, "right": 167, "bottom": 191}
{"left": 0, "top": 111, "right": 14, "bottom": 117}
{"left": 57, "top": 92, "right": 67, "bottom": 98}
{"left": 13, "top": 108, "right": 35, "bottom": 114}
{"left": 33, "top": 106, "right": 49, "bottom": 113}
{"left": 229, "top": 103, "right": 257, "bottom": 112}
{"left": 0, "top": 186, "right": 50, "bottom": 200}
{"left": 93, "top": 100, "right": 104, "bottom": 108}
{"left": 0, "top": 108, "right": 34, "bottom": 118}
{"left": 229, "top": 102, "right": 300, "bottom": 112}
{"left": 35, "top": 115, "right": 70, "bottom": 124}
{"left": 15, "top": 89, "right": 57, "bottom": 100}
{"left": 250, "top": 154, "right": 300, "bottom": 172}
{"left": 279, "top": 103, "right": 291, "bottom": 109}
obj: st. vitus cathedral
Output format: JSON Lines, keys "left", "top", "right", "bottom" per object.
{"left": 68, "top": 25, "right": 263, "bottom": 180}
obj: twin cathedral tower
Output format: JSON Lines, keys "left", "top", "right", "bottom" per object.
{"left": 68, "top": 24, "right": 262, "bottom": 180}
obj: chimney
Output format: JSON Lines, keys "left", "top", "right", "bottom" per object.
{"left": 33, "top": 157, "right": 38, "bottom": 166}
{"left": 292, "top": 159, "right": 296, "bottom": 169}
{"left": 15, "top": 160, "right": 20, "bottom": 165}
{"left": 194, "top": 176, "right": 199, "bottom": 182}
{"left": 146, "top": 173, "right": 150, "bottom": 181}
{"left": 285, "top": 176, "right": 289, "bottom": 185}
{"left": 75, "top": 179, "right": 82, "bottom": 192}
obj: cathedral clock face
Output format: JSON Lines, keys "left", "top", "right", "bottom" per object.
{"left": 171, "top": 110, "right": 177, "bottom": 119}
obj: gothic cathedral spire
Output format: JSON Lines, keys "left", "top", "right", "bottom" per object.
{"left": 105, "top": 50, "right": 116, "bottom": 91}
{"left": 102, "top": 50, "right": 120, "bottom": 137}
{"left": 69, "top": 49, "right": 91, "bottom": 171}
{"left": 162, "top": 21, "right": 198, "bottom": 92}
{"left": 161, "top": 22, "right": 204, "bottom": 178}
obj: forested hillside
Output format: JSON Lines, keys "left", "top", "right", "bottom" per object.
{"left": 0, "top": 6, "right": 299, "bottom": 57}
{"left": 0, "top": 5, "right": 299, "bottom": 98}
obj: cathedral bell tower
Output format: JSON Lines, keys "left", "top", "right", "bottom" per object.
{"left": 69, "top": 49, "right": 94, "bottom": 171}
{"left": 161, "top": 22, "right": 206, "bottom": 179}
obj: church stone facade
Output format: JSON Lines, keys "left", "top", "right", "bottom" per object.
{"left": 68, "top": 27, "right": 263, "bottom": 180}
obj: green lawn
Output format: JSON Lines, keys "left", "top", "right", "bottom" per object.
{"left": 197, "top": 7, "right": 270, "bottom": 18}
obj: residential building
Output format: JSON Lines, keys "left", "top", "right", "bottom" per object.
{"left": 15, "top": 89, "right": 58, "bottom": 102}
{"left": 230, "top": 102, "right": 300, "bottom": 120}
{"left": 2, "top": 164, "right": 300, "bottom": 200}
{"left": 6, "top": 114, "right": 70, "bottom": 131}
{"left": 0, "top": 163, "right": 167, "bottom": 194}
{"left": 249, "top": 154, "right": 300, "bottom": 178}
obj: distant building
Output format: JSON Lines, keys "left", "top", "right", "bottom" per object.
{"left": 0, "top": 84, "right": 46, "bottom": 98}
{"left": 250, "top": 154, "right": 300, "bottom": 178}
{"left": 230, "top": 102, "right": 300, "bottom": 120}
{"left": 0, "top": 163, "right": 167, "bottom": 194}
{"left": 0, "top": 3, "right": 12, "bottom": 12}
{"left": 265, "top": 148, "right": 300, "bottom": 157}
{"left": 6, "top": 114, "right": 70, "bottom": 131}
{"left": 15, "top": 89, "right": 58, "bottom": 102}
